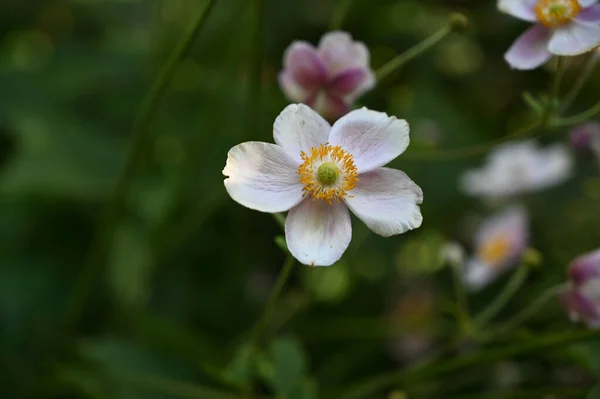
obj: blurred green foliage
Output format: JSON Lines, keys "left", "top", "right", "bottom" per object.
{"left": 1, "top": 0, "right": 600, "bottom": 398}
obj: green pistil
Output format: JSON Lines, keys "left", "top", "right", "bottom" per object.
{"left": 317, "top": 162, "right": 340, "bottom": 186}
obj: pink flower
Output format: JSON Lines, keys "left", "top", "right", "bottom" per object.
{"left": 223, "top": 104, "right": 423, "bottom": 266}
{"left": 569, "top": 121, "right": 600, "bottom": 154}
{"left": 278, "top": 32, "right": 376, "bottom": 121}
{"left": 499, "top": 0, "right": 600, "bottom": 70}
{"left": 560, "top": 249, "right": 600, "bottom": 328}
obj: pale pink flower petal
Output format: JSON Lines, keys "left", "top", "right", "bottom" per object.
{"left": 307, "top": 92, "right": 349, "bottom": 121}
{"left": 285, "top": 199, "right": 352, "bottom": 266}
{"left": 548, "top": 21, "right": 600, "bottom": 56}
{"left": 278, "top": 71, "right": 311, "bottom": 103}
{"left": 283, "top": 42, "right": 327, "bottom": 90}
{"left": 577, "top": 4, "right": 600, "bottom": 23}
{"left": 345, "top": 168, "right": 423, "bottom": 237}
{"left": 318, "top": 31, "right": 370, "bottom": 77}
{"left": 579, "top": 0, "right": 599, "bottom": 8}
{"left": 569, "top": 249, "right": 600, "bottom": 285}
{"left": 505, "top": 25, "right": 553, "bottom": 70}
{"left": 328, "top": 68, "right": 369, "bottom": 96}
{"left": 497, "top": 0, "right": 538, "bottom": 22}
{"left": 223, "top": 142, "right": 303, "bottom": 213}
{"left": 328, "top": 108, "right": 409, "bottom": 173}
{"left": 273, "top": 104, "right": 331, "bottom": 163}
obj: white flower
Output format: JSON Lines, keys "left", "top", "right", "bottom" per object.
{"left": 223, "top": 104, "right": 423, "bottom": 266}
{"left": 463, "top": 206, "right": 529, "bottom": 291}
{"left": 461, "top": 140, "right": 572, "bottom": 199}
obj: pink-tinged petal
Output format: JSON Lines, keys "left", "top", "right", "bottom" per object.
{"left": 273, "top": 104, "right": 331, "bottom": 163}
{"left": 576, "top": 4, "right": 600, "bottom": 23}
{"left": 345, "top": 167, "right": 422, "bottom": 236}
{"left": 308, "top": 92, "right": 350, "bottom": 121}
{"left": 283, "top": 42, "right": 327, "bottom": 89}
{"left": 560, "top": 287, "right": 600, "bottom": 322}
{"left": 329, "top": 68, "right": 368, "bottom": 95}
{"left": 223, "top": 142, "right": 303, "bottom": 213}
{"left": 497, "top": 0, "right": 538, "bottom": 22}
{"left": 328, "top": 108, "right": 409, "bottom": 173}
{"left": 579, "top": 0, "right": 599, "bottom": 8}
{"left": 318, "top": 31, "right": 371, "bottom": 77}
{"left": 548, "top": 21, "right": 600, "bottom": 56}
{"left": 569, "top": 122, "right": 600, "bottom": 153}
{"left": 463, "top": 259, "right": 500, "bottom": 292}
{"left": 278, "top": 71, "right": 312, "bottom": 103}
{"left": 569, "top": 249, "right": 600, "bottom": 285}
{"left": 475, "top": 206, "right": 529, "bottom": 256}
{"left": 505, "top": 25, "right": 553, "bottom": 70}
{"left": 285, "top": 199, "right": 352, "bottom": 266}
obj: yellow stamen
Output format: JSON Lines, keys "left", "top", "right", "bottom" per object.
{"left": 478, "top": 235, "right": 511, "bottom": 267}
{"left": 535, "top": 0, "right": 581, "bottom": 27}
{"left": 297, "top": 143, "right": 358, "bottom": 203}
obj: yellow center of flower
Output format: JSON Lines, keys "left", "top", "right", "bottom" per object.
{"left": 478, "top": 235, "right": 511, "bottom": 267}
{"left": 297, "top": 144, "right": 358, "bottom": 203}
{"left": 535, "top": 0, "right": 581, "bottom": 27}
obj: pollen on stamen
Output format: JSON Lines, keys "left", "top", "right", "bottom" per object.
{"left": 535, "top": 0, "right": 581, "bottom": 27}
{"left": 297, "top": 143, "right": 359, "bottom": 203}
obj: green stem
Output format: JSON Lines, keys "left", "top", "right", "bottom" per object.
{"left": 375, "top": 23, "right": 453, "bottom": 82}
{"left": 337, "top": 329, "right": 600, "bottom": 399}
{"left": 561, "top": 52, "right": 600, "bottom": 112}
{"left": 494, "top": 283, "right": 567, "bottom": 334}
{"left": 245, "top": 0, "right": 266, "bottom": 136}
{"left": 450, "top": 262, "right": 471, "bottom": 332}
{"left": 64, "top": 0, "right": 219, "bottom": 326}
{"left": 551, "top": 56, "right": 566, "bottom": 106}
{"left": 250, "top": 255, "right": 295, "bottom": 347}
{"left": 401, "top": 120, "right": 543, "bottom": 162}
{"left": 474, "top": 266, "right": 529, "bottom": 327}
{"left": 329, "top": 0, "right": 354, "bottom": 30}
{"left": 552, "top": 101, "right": 600, "bottom": 128}
{"left": 272, "top": 213, "right": 286, "bottom": 230}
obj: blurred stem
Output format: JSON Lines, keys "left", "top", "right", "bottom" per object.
{"left": 337, "top": 329, "right": 600, "bottom": 399}
{"left": 250, "top": 254, "right": 295, "bottom": 347}
{"left": 245, "top": 0, "right": 266, "bottom": 136}
{"left": 64, "top": 0, "right": 219, "bottom": 326}
{"left": 551, "top": 101, "right": 600, "bottom": 127}
{"left": 329, "top": 0, "right": 354, "bottom": 30}
{"left": 474, "top": 266, "right": 529, "bottom": 328}
{"left": 561, "top": 52, "right": 600, "bottom": 112}
{"left": 551, "top": 56, "right": 566, "bottom": 106}
{"left": 494, "top": 283, "right": 567, "bottom": 334}
{"left": 375, "top": 23, "right": 453, "bottom": 82}
{"left": 272, "top": 213, "right": 286, "bottom": 230}
{"left": 450, "top": 263, "right": 472, "bottom": 333}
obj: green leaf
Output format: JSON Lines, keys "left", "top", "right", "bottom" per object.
{"left": 571, "top": 340, "right": 600, "bottom": 377}
{"left": 588, "top": 383, "right": 600, "bottom": 399}
{"left": 223, "top": 343, "right": 255, "bottom": 387}
{"left": 269, "top": 338, "right": 308, "bottom": 399}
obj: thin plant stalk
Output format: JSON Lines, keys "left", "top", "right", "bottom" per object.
{"left": 561, "top": 52, "right": 600, "bottom": 112}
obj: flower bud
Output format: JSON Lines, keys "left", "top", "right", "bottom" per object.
{"left": 560, "top": 249, "right": 600, "bottom": 329}
{"left": 569, "top": 122, "right": 600, "bottom": 154}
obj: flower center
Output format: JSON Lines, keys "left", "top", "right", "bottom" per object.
{"left": 535, "top": 0, "right": 581, "bottom": 27}
{"left": 297, "top": 144, "right": 358, "bottom": 203}
{"left": 478, "top": 235, "right": 511, "bottom": 267}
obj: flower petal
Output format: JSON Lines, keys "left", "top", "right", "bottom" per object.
{"left": 285, "top": 199, "right": 352, "bottom": 266}
{"left": 463, "top": 259, "right": 500, "bottom": 292}
{"left": 345, "top": 167, "right": 423, "bottom": 237}
{"left": 223, "top": 142, "right": 303, "bottom": 212}
{"left": 579, "top": 0, "right": 599, "bottom": 8}
{"left": 273, "top": 104, "right": 331, "bottom": 163}
{"left": 569, "top": 249, "right": 600, "bottom": 285}
{"left": 505, "top": 25, "right": 553, "bottom": 70}
{"left": 328, "top": 68, "right": 368, "bottom": 95}
{"left": 577, "top": 4, "right": 600, "bottom": 23}
{"left": 318, "top": 31, "right": 371, "bottom": 77}
{"left": 497, "top": 0, "right": 538, "bottom": 21}
{"left": 307, "top": 92, "right": 349, "bottom": 121}
{"left": 278, "top": 71, "right": 311, "bottom": 102}
{"left": 283, "top": 41, "right": 327, "bottom": 89}
{"left": 548, "top": 21, "right": 600, "bottom": 56}
{"left": 328, "top": 108, "right": 410, "bottom": 173}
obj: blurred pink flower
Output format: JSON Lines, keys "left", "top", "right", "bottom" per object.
{"left": 498, "top": 0, "right": 600, "bottom": 70}
{"left": 569, "top": 121, "right": 600, "bottom": 154}
{"left": 223, "top": 104, "right": 422, "bottom": 266}
{"left": 561, "top": 249, "right": 600, "bottom": 328}
{"left": 463, "top": 206, "right": 529, "bottom": 291}
{"left": 278, "top": 32, "right": 376, "bottom": 121}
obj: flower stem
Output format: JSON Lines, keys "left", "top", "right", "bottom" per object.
{"left": 551, "top": 101, "right": 600, "bottom": 128}
{"left": 551, "top": 56, "right": 566, "bottom": 106}
{"left": 250, "top": 254, "right": 295, "bottom": 347}
{"left": 245, "top": 0, "right": 266, "bottom": 136}
{"left": 560, "top": 51, "right": 600, "bottom": 112}
{"left": 272, "top": 213, "right": 286, "bottom": 230}
{"left": 474, "top": 266, "right": 529, "bottom": 327}
{"left": 64, "top": 0, "right": 219, "bottom": 327}
{"left": 494, "top": 283, "right": 567, "bottom": 334}
{"left": 336, "top": 329, "right": 600, "bottom": 399}
{"left": 375, "top": 23, "right": 453, "bottom": 82}
{"left": 329, "top": 0, "right": 354, "bottom": 30}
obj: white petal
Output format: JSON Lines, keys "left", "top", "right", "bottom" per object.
{"left": 463, "top": 259, "right": 500, "bottom": 292}
{"left": 475, "top": 205, "right": 529, "bottom": 250}
{"left": 278, "top": 71, "right": 311, "bottom": 103}
{"left": 285, "top": 199, "right": 352, "bottom": 266}
{"left": 223, "top": 142, "right": 303, "bottom": 213}
{"left": 318, "top": 31, "right": 371, "bottom": 77}
{"left": 548, "top": 21, "right": 600, "bottom": 56}
{"left": 328, "top": 108, "right": 409, "bottom": 173}
{"left": 579, "top": 0, "right": 599, "bottom": 7}
{"left": 345, "top": 168, "right": 423, "bottom": 237}
{"left": 497, "top": 0, "right": 538, "bottom": 21}
{"left": 273, "top": 104, "right": 331, "bottom": 163}
{"left": 504, "top": 25, "right": 553, "bottom": 70}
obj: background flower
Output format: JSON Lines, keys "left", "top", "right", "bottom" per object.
{"left": 561, "top": 249, "right": 600, "bottom": 328}
{"left": 279, "top": 31, "right": 375, "bottom": 120}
